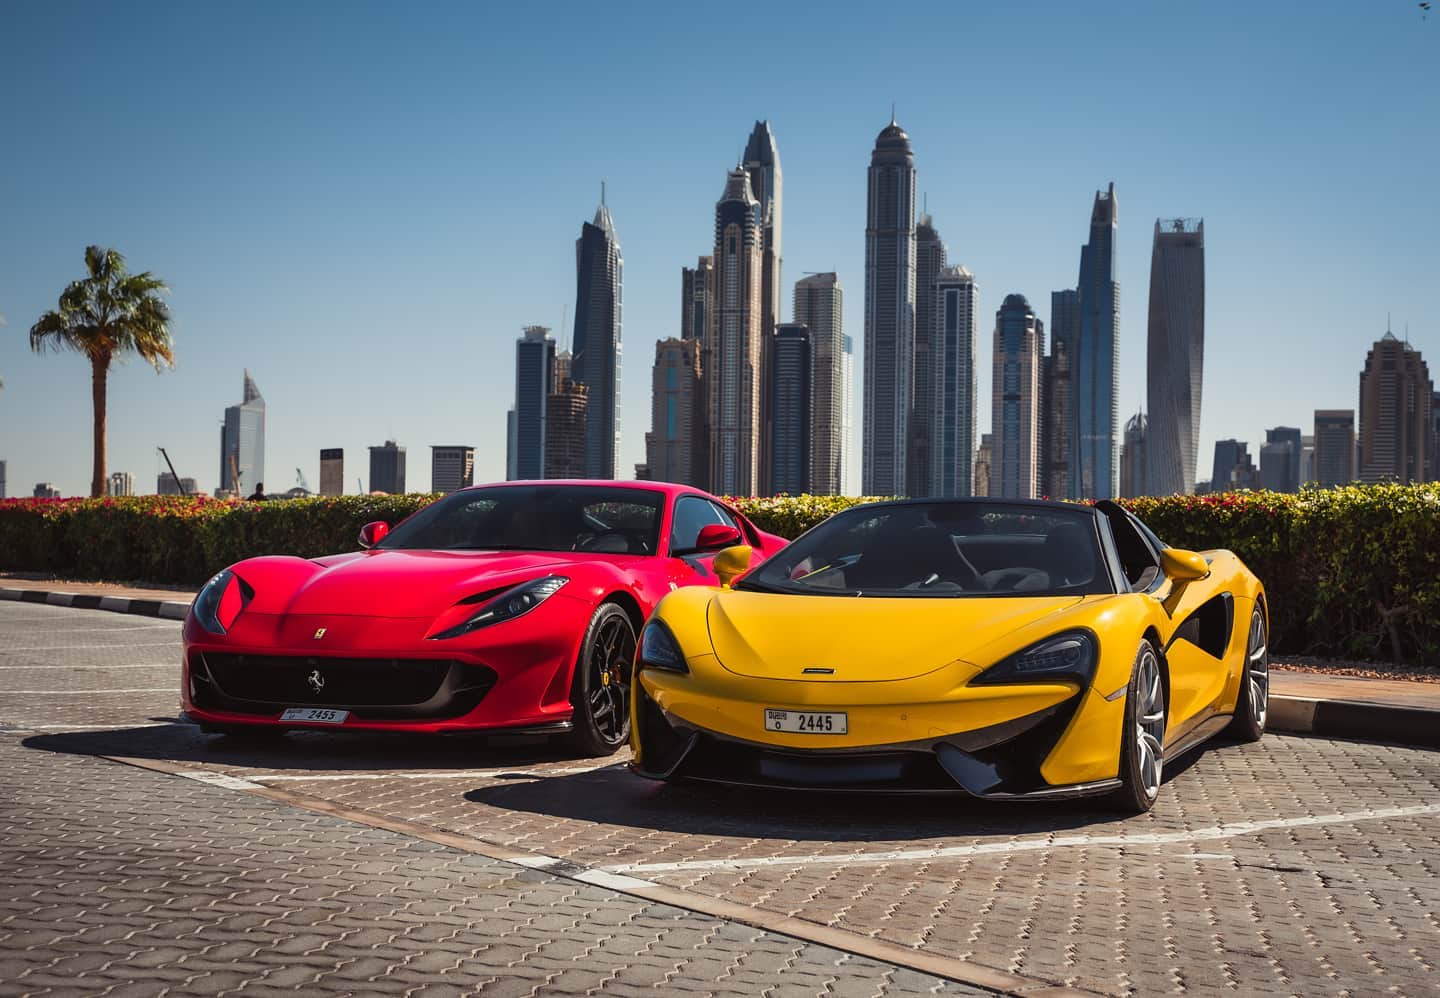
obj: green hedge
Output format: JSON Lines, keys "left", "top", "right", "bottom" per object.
{"left": 3, "top": 485, "right": 1438, "bottom": 664}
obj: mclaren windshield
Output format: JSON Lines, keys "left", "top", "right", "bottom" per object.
{"left": 738, "top": 501, "right": 1114, "bottom": 597}
{"left": 377, "top": 485, "right": 664, "bottom": 555}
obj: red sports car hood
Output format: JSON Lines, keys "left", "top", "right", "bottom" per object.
{"left": 234, "top": 549, "right": 615, "bottom": 618}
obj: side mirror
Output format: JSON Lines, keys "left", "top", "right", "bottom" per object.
{"left": 358, "top": 521, "right": 390, "bottom": 549}
{"left": 1160, "top": 548, "right": 1209, "bottom": 582}
{"left": 713, "top": 545, "right": 753, "bottom": 588}
{"left": 694, "top": 523, "right": 743, "bottom": 552}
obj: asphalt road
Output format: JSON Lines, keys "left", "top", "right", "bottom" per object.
{"left": 2, "top": 601, "right": 1439, "bottom": 996}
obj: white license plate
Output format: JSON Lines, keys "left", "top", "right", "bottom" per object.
{"left": 279, "top": 707, "right": 349, "bottom": 724}
{"left": 765, "top": 709, "right": 847, "bottom": 734}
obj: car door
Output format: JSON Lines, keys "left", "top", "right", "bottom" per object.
{"left": 1096, "top": 502, "right": 1227, "bottom": 741}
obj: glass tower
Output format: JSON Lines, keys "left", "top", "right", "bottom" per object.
{"left": 1145, "top": 218, "right": 1205, "bottom": 496}
{"left": 220, "top": 370, "right": 265, "bottom": 494}
{"left": 571, "top": 193, "right": 623, "bottom": 479}
{"left": 1075, "top": 183, "right": 1119, "bottom": 499}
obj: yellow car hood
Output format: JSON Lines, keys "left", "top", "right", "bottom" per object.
{"left": 705, "top": 590, "right": 1086, "bottom": 682}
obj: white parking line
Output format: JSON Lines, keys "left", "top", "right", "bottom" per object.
{"left": 0, "top": 664, "right": 176, "bottom": 670}
{"left": 601, "top": 803, "right": 1440, "bottom": 875}
{"left": 5, "top": 722, "right": 175, "bottom": 731}
{"left": 10, "top": 625, "right": 179, "bottom": 634}
{"left": 0, "top": 643, "right": 177, "bottom": 652}
{"left": 5, "top": 688, "right": 174, "bottom": 694}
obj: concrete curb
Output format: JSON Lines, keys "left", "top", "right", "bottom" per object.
{"left": 0, "top": 587, "right": 190, "bottom": 621}
{"left": 1269, "top": 694, "right": 1440, "bottom": 749}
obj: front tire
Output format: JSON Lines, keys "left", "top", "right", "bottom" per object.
{"left": 566, "top": 603, "right": 636, "bottom": 757}
{"left": 1109, "top": 640, "right": 1166, "bottom": 814}
{"left": 1224, "top": 607, "right": 1269, "bottom": 742}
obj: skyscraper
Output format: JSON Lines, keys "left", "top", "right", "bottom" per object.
{"left": 1211, "top": 439, "right": 1249, "bottom": 493}
{"left": 769, "top": 324, "right": 812, "bottom": 495}
{"left": 1074, "top": 183, "right": 1119, "bottom": 499}
{"left": 1313, "top": 410, "right": 1356, "bottom": 488}
{"left": 1260, "top": 430, "right": 1299, "bottom": 493}
{"left": 0, "top": 460, "right": 6, "bottom": 499}
{"left": 1358, "top": 331, "right": 1433, "bottom": 483}
{"left": 106, "top": 471, "right": 134, "bottom": 497}
{"left": 369, "top": 441, "right": 406, "bottom": 494}
{"left": 910, "top": 214, "right": 947, "bottom": 496}
{"left": 544, "top": 380, "right": 588, "bottom": 479}
{"left": 744, "top": 122, "right": 783, "bottom": 494}
{"left": 975, "top": 433, "right": 993, "bottom": 498}
{"left": 707, "top": 168, "right": 764, "bottom": 495}
{"left": 1044, "top": 290, "right": 1080, "bottom": 499}
{"left": 431, "top": 446, "right": 475, "bottom": 494}
{"left": 220, "top": 370, "right": 265, "bottom": 495}
{"left": 681, "top": 257, "right": 714, "bottom": 344}
{"left": 794, "top": 272, "right": 844, "bottom": 495}
{"left": 991, "top": 294, "right": 1044, "bottom": 499}
{"left": 1120, "top": 412, "right": 1148, "bottom": 497}
{"left": 156, "top": 474, "right": 196, "bottom": 496}
{"left": 842, "top": 334, "right": 855, "bottom": 495}
{"left": 643, "top": 338, "right": 702, "bottom": 486}
{"left": 319, "top": 448, "right": 344, "bottom": 496}
{"left": 932, "top": 265, "right": 977, "bottom": 496}
{"left": 1145, "top": 218, "right": 1205, "bottom": 496}
{"left": 511, "top": 325, "right": 556, "bottom": 480}
{"left": 571, "top": 191, "right": 623, "bottom": 479}
{"left": 863, "top": 118, "right": 917, "bottom": 496}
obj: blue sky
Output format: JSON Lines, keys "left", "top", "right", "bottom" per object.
{"left": 1, "top": 1, "right": 1436, "bottom": 497}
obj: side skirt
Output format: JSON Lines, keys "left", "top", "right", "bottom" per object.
{"left": 1164, "top": 713, "right": 1233, "bottom": 764}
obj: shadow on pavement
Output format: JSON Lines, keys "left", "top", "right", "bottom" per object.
{"left": 21, "top": 721, "right": 588, "bottom": 772}
{"left": 461, "top": 762, "right": 1163, "bottom": 842}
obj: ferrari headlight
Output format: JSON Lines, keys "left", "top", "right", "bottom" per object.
{"left": 429, "top": 575, "right": 568, "bottom": 640}
{"left": 637, "top": 619, "right": 687, "bottom": 674}
{"left": 192, "top": 569, "right": 252, "bottom": 635}
{"left": 972, "top": 630, "right": 1097, "bottom": 686}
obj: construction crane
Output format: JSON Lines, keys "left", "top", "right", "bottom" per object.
{"left": 157, "top": 447, "right": 187, "bottom": 496}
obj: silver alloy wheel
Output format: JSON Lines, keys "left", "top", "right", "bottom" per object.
{"left": 1136, "top": 646, "right": 1166, "bottom": 800}
{"left": 1247, "top": 609, "right": 1269, "bottom": 729}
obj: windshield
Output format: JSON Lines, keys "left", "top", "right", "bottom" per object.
{"left": 377, "top": 485, "right": 664, "bottom": 555}
{"left": 738, "top": 501, "right": 1113, "bottom": 598}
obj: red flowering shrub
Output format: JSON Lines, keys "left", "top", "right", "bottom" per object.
{"left": 3, "top": 485, "right": 1438, "bottom": 663}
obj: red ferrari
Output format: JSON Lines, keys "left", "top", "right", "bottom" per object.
{"left": 182, "top": 481, "right": 785, "bottom": 755}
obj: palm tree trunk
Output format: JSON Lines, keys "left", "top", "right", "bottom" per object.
{"left": 90, "top": 354, "right": 108, "bottom": 498}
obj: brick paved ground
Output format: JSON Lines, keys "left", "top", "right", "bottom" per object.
{"left": 4, "top": 600, "right": 1440, "bottom": 995}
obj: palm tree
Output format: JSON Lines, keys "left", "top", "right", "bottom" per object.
{"left": 30, "top": 247, "right": 173, "bottom": 497}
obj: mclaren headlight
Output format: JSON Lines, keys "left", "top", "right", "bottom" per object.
{"left": 192, "top": 569, "right": 252, "bottom": 635}
{"left": 637, "top": 619, "right": 687, "bottom": 673}
{"left": 429, "top": 575, "right": 568, "bottom": 640}
{"left": 972, "top": 630, "right": 1098, "bottom": 687}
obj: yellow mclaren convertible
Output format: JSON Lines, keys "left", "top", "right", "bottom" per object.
{"left": 629, "top": 499, "right": 1268, "bottom": 813}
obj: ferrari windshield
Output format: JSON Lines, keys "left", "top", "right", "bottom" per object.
{"left": 377, "top": 485, "right": 664, "bottom": 555}
{"left": 738, "top": 501, "right": 1114, "bottom": 597}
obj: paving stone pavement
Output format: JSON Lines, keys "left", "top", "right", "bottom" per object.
{"left": 5, "top": 600, "right": 1440, "bottom": 995}
{"left": 0, "top": 743, "right": 979, "bottom": 997}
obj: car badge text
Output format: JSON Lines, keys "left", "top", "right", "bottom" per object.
{"left": 307, "top": 669, "right": 325, "bottom": 694}
{"left": 313, "top": 627, "right": 327, "bottom": 639}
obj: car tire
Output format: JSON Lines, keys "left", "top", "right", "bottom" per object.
{"left": 566, "top": 602, "right": 636, "bottom": 758}
{"left": 1224, "top": 607, "right": 1269, "bottom": 742}
{"left": 1108, "top": 639, "right": 1166, "bottom": 814}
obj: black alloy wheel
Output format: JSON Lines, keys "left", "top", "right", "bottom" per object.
{"left": 567, "top": 602, "right": 636, "bottom": 757}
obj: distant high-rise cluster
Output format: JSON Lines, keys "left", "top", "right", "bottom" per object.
{"left": 106, "top": 471, "right": 134, "bottom": 497}
{"left": 220, "top": 370, "right": 265, "bottom": 495}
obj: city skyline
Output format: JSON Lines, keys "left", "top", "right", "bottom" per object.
{"left": 1, "top": 5, "right": 1436, "bottom": 497}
